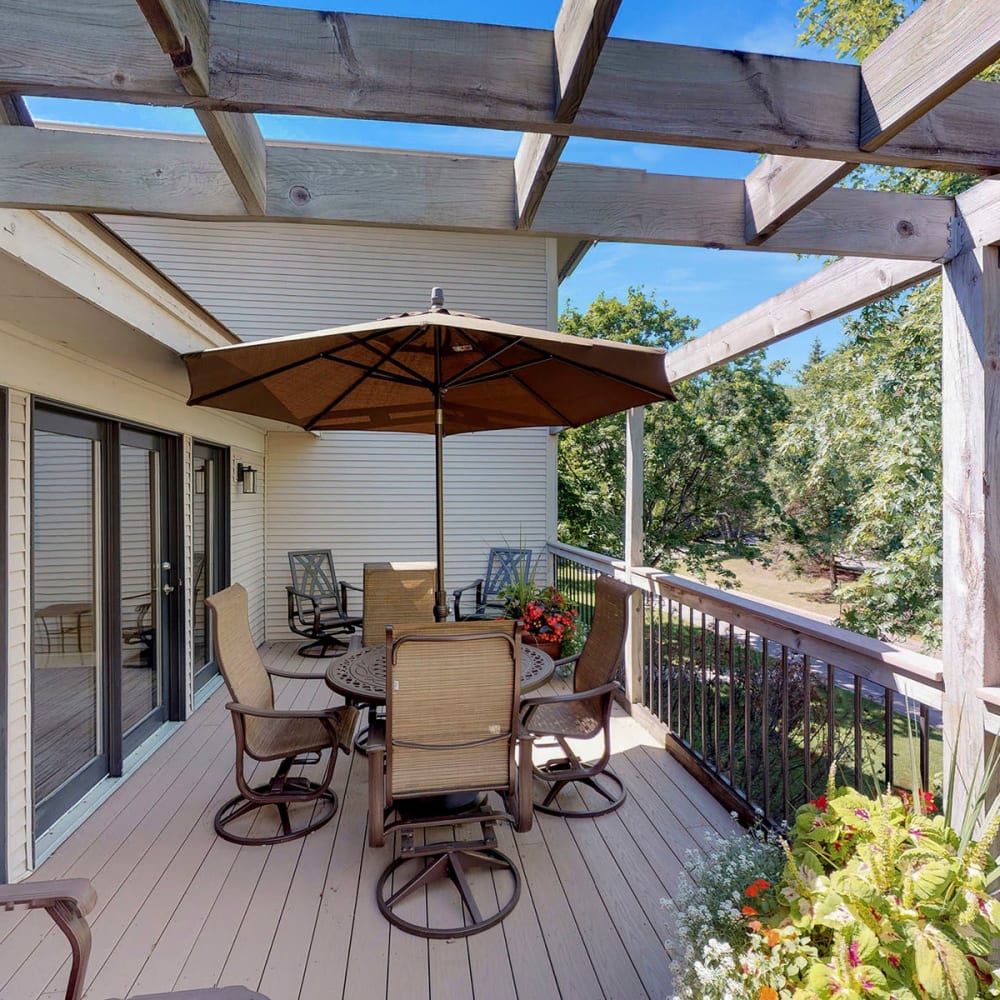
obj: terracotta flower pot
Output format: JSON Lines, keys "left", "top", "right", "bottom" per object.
{"left": 521, "top": 633, "right": 562, "bottom": 659}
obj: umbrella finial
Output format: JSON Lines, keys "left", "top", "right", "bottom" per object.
{"left": 430, "top": 287, "right": 445, "bottom": 311}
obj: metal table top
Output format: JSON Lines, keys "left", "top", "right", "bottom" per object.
{"left": 325, "top": 642, "right": 555, "bottom": 704}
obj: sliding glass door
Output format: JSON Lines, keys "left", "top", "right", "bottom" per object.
{"left": 32, "top": 407, "right": 180, "bottom": 836}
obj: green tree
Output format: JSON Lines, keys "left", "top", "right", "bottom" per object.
{"left": 558, "top": 289, "right": 790, "bottom": 578}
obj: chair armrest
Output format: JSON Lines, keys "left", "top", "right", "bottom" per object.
{"left": 520, "top": 680, "right": 620, "bottom": 710}
{"left": 340, "top": 580, "right": 362, "bottom": 612}
{"left": 452, "top": 579, "right": 486, "bottom": 619}
{"left": 0, "top": 878, "right": 96, "bottom": 917}
{"left": 552, "top": 651, "right": 582, "bottom": 669}
{"left": 265, "top": 666, "right": 328, "bottom": 681}
{"left": 225, "top": 702, "right": 351, "bottom": 722}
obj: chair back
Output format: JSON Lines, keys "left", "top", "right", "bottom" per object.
{"left": 362, "top": 562, "right": 435, "bottom": 646}
{"left": 385, "top": 620, "right": 520, "bottom": 797}
{"left": 288, "top": 550, "right": 343, "bottom": 618}
{"left": 205, "top": 584, "right": 273, "bottom": 744}
{"left": 574, "top": 575, "right": 636, "bottom": 705}
{"left": 483, "top": 547, "right": 532, "bottom": 597}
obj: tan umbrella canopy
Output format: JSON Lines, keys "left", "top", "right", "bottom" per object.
{"left": 184, "top": 289, "right": 675, "bottom": 619}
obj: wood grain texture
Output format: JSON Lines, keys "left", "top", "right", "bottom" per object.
{"left": 194, "top": 108, "right": 266, "bottom": 215}
{"left": 859, "top": 0, "right": 1000, "bottom": 150}
{"left": 941, "top": 244, "right": 1000, "bottom": 816}
{"left": 1, "top": 1, "right": 999, "bottom": 172}
{"left": 1, "top": 128, "right": 957, "bottom": 259}
{"left": 134, "top": 0, "right": 210, "bottom": 96}
{"left": 955, "top": 176, "right": 1000, "bottom": 254}
{"left": 515, "top": 0, "right": 621, "bottom": 228}
{"left": 666, "top": 256, "right": 939, "bottom": 382}
{"left": 744, "top": 155, "right": 854, "bottom": 243}
{"left": 0, "top": 127, "right": 246, "bottom": 216}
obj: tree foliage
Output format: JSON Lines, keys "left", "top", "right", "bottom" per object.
{"left": 558, "top": 289, "right": 790, "bottom": 579}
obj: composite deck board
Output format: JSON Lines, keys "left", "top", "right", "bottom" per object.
{"left": 1, "top": 641, "right": 740, "bottom": 999}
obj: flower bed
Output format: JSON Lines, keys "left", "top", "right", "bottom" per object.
{"left": 667, "top": 778, "right": 1000, "bottom": 1000}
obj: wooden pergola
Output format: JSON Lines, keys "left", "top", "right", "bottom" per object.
{"left": 3, "top": 0, "right": 1000, "bottom": 805}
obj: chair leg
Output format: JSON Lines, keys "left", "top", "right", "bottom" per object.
{"left": 215, "top": 757, "right": 340, "bottom": 845}
{"left": 531, "top": 753, "right": 627, "bottom": 818}
{"left": 376, "top": 842, "right": 520, "bottom": 938}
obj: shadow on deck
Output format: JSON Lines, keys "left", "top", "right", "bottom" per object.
{"left": 0, "top": 642, "right": 738, "bottom": 1000}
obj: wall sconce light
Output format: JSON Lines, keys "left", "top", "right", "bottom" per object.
{"left": 194, "top": 466, "right": 207, "bottom": 495}
{"left": 236, "top": 462, "right": 257, "bottom": 495}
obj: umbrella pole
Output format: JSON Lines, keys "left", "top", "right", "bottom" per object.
{"left": 434, "top": 403, "right": 447, "bottom": 621}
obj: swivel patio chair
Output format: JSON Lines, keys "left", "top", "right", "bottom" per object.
{"left": 0, "top": 878, "right": 268, "bottom": 1000}
{"left": 520, "top": 574, "right": 637, "bottom": 818}
{"left": 361, "top": 561, "right": 436, "bottom": 645}
{"left": 206, "top": 584, "right": 358, "bottom": 845}
{"left": 452, "top": 546, "right": 532, "bottom": 621}
{"left": 286, "top": 550, "right": 362, "bottom": 657}
{"left": 367, "top": 620, "right": 534, "bottom": 938}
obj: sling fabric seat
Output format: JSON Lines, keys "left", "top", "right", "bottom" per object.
{"left": 362, "top": 561, "right": 436, "bottom": 645}
{"left": 452, "top": 546, "right": 532, "bottom": 620}
{"left": 0, "top": 878, "right": 269, "bottom": 1000}
{"left": 206, "top": 584, "right": 357, "bottom": 845}
{"left": 286, "top": 550, "right": 362, "bottom": 657}
{"left": 521, "top": 574, "right": 636, "bottom": 817}
{"left": 367, "top": 619, "right": 534, "bottom": 938}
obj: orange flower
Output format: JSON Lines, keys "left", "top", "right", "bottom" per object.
{"left": 745, "top": 878, "right": 771, "bottom": 898}
{"left": 742, "top": 905, "right": 758, "bottom": 916}
{"left": 759, "top": 988, "right": 778, "bottom": 1000}
{"left": 765, "top": 929, "right": 781, "bottom": 948}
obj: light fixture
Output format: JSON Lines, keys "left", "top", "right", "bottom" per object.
{"left": 236, "top": 462, "right": 257, "bottom": 495}
{"left": 194, "top": 466, "right": 207, "bottom": 495}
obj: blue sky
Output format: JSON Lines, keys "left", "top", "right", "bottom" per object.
{"left": 24, "top": 0, "right": 853, "bottom": 380}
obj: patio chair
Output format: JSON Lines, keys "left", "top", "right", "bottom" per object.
{"left": 367, "top": 620, "right": 534, "bottom": 938}
{"left": 0, "top": 878, "right": 268, "bottom": 1000}
{"left": 452, "top": 546, "right": 532, "bottom": 621}
{"left": 286, "top": 550, "right": 363, "bottom": 657}
{"left": 206, "top": 584, "right": 358, "bottom": 845}
{"left": 361, "top": 561, "right": 436, "bottom": 645}
{"left": 520, "top": 574, "right": 637, "bottom": 818}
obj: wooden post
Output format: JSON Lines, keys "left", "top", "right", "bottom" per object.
{"left": 624, "top": 406, "right": 644, "bottom": 703}
{"left": 941, "top": 244, "right": 1000, "bottom": 815}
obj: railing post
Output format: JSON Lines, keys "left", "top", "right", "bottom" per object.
{"left": 624, "top": 406, "right": 644, "bottom": 703}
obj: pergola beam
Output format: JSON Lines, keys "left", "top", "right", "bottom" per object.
{"left": 514, "top": 0, "right": 621, "bottom": 228}
{"left": 135, "top": 0, "right": 267, "bottom": 215}
{"left": 665, "top": 256, "right": 939, "bottom": 383}
{"left": 745, "top": 0, "right": 1000, "bottom": 244}
{"left": 0, "top": 127, "right": 958, "bottom": 261}
{"left": 4, "top": 1, "right": 1000, "bottom": 173}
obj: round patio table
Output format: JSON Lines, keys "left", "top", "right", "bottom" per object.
{"left": 325, "top": 642, "right": 555, "bottom": 707}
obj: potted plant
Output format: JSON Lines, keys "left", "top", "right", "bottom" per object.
{"left": 504, "top": 584, "right": 578, "bottom": 658}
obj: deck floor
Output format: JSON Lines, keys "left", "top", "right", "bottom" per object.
{"left": 0, "top": 642, "right": 738, "bottom": 1000}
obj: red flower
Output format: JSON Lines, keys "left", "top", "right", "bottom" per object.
{"left": 810, "top": 795, "right": 828, "bottom": 812}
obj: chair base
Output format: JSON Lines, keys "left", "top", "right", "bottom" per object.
{"left": 214, "top": 778, "right": 338, "bottom": 845}
{"left": 295, "top": 634, "right": 353, "bottom": 658}
{"left": 532, "top": 760, "right": 627, "bottom": 818}
{"left": 376, "top": 845, "right": 520, "bottom": 938}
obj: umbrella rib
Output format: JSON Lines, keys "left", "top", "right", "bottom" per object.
{"left": 443, "top": 337, "right": 525, "bottom": 388}
{"left": 188, "top": 353, "right": 328, "bottom": 406}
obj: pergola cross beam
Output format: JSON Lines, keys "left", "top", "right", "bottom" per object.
{"left": 135, "top": 0, "right": 267, "bottom": 216}
{"left": 745, "top": 0, "right": 1000, "bottom": 245}
{"left": 514, "top": 0, "right": 621, "bottom": 229}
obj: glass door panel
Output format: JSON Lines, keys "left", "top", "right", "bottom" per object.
{"left": 120, "top": 442, "right": 162, "bottom": 735}
{"left": 32, "top": 426, "right": 104, "bottom": 822}
{"left": 193, "top": 443, "right": 228, "bottom": 694}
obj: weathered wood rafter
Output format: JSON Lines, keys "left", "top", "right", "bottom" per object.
{"left": 0, "top": 127, "right": 959, "bottom": 261}
{"left": 665, "top": 256, "right": 939, "bottom": 383}
{"left": 745, "top": 0, "right": 1000, "bottom": 245}
{"left": 3, "top": 1, "right": 1000, "bottom": 173}
{"left": 514, "top": 0, "right": 620, "bottom": 229}
{"left": 134, "top": 0, "right": 267, "bottom": 215}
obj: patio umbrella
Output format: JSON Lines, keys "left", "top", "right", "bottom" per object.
{"left": 183, "top": 289, "right": 676, "bottom": 620}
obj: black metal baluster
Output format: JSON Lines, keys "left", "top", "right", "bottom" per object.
{"left": 781, "top": 646, "right": 790, "bottom": 825}
{"left": 761, "top": 638, "right": 771, "bottom": 823}
{"left": 713, "top": 618, "right": 721, "bottom": 773}
{"left": 884, "top": 687, "right": 895, "bottom": 791}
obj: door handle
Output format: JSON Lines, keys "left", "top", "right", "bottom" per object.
{"left": 162, "top": 583, "right": 175, "bottom": 595}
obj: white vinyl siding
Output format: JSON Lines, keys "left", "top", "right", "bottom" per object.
{"left": 6, "top": 390, "right": 31, "bottom": 881}
{"left": 100, "top": 219, "right": 552, "bottom": 338}
{"left": 98, "top": 219, "right": 557, "bottom": 641}
{"left": 231, "top": 448, "right": 265, "bottom": 644}
{"left": 265, "top": 428, "right": 550, "bottom": 639}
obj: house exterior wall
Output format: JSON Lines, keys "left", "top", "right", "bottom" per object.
{"left": 0, "top": 317, "right": 267, "bottom": 879}
{"left": 99, "top": 219, "right": 559, "bottom": 639}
